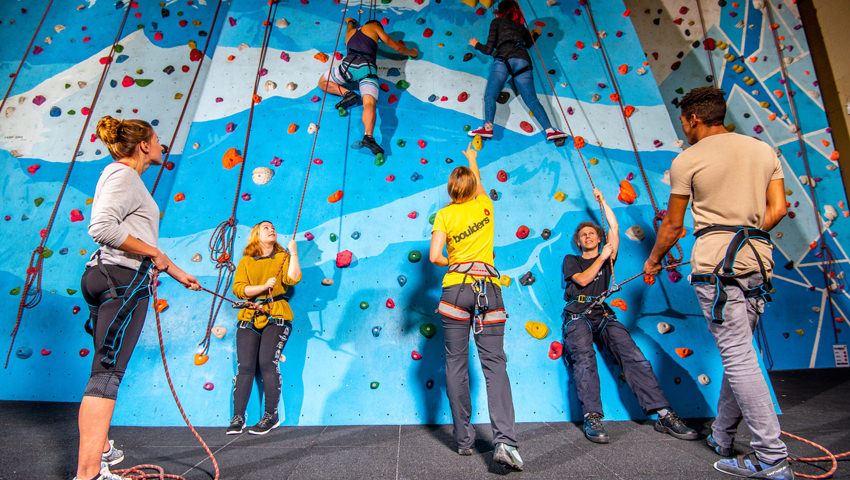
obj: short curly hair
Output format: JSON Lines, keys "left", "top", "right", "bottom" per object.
{"left": 573, "top": 221, "right": 604, "bottom": 248}
{"left": 679, "top": 86, "right": 726, "bottom": 126}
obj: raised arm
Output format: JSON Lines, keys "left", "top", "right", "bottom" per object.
{"left": 461, "top": 142, "right": 487, "bottom": 197}
{"left": 374, "top": 23, "right": 419, "bottom": 57}
{"left": 762, "top": 179, "right": 787, "bottom": 232}
{"left": 594, "top": 188, "right": 619, "bottom": 258}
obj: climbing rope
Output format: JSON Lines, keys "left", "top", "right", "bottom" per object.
{"left": 5, "top": 3, "right": 132, "bottom": 369}
{"left": 581, "top": 1, "right": 684, "bottom": 266}
{"left": 0, "top": 0, "right": 54, "bottom": 115}
{"left": 150, "top": 0, "right": 226, "bottom": 195}
{"left": 112, "top": 271, "right": 220, "bottom": 480}
{"left": 694, "top": 0, "right": 718, "bottom": 88}
{"left": 291, "top": 0, "right": 352, "bottom": 238}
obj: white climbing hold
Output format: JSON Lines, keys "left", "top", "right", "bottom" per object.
{"left": 4, "top": 107, "right": 15, "bottom": 118}
{"left": 825, "top": 205, "right": 838, "bottom": 222}
{"left": 752, "top": 0, "right": 765, "bottom": 9}
{"left": 636, "top": 67, "right": 647, "bottom": 76}
{"left": 698, "top": 374, "right": 711, "bottom": 385}
{"left": 238, "top": 42, "right": 249, "bottom": 51}
{"left": 626, "top": 225, "right": 645, "bottom": 242}
{"left": 308, "top": 123, "right": 318, "bottom": 134}
{"left": 191, "top": 253, "right": 202, "bottom": 262}
{"left": 657, "top": 322, "right": 672, "bottom": 334}
{"left": 264, "top": 80, "right": 277, "bottom": 91}
{"left": 674, "top": 139, "right": 684, "bottom": 148}
{"left": 286, "top": 82, "right": 297, "bottom": 91}
{"left": 546, "top": 0, "right": 558, "bottom": 5}
{"left": 192, "top": 142, "right": 200, "bottom": 150}
{"left": 798, "top": 175, "right": 816, "bottom": 187}
{"left": 279, "top": 354, "right": 286, "bottom": 362}
{"left": 275, "top": 18, "right": 289, "bottom": 29}
{"left": 661, "top": 169, "right": 671, "bottom": 185}
{"left": 252, "top": 166, "right": 274, "bottom": 185}
{"left": 54, "top": 24, "right": 65, "bottom": 33}
{"left": 211, "top": 326, "right": 227, "bottom": 339}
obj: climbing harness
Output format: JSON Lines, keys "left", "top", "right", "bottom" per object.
{"left": 5, "top": 3, "right": 132, "bottom": 369}
{"left": 438, "top": 262, "right": 504, "bottom": 334}
{"left": 688, "top": 226, "right": 774, "bottom": 324}
{"left": 0, "top": 0, "right": 54, "bottom": 114}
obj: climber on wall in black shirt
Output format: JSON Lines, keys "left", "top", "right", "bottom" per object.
{"left": 560, "top": 188, "right": 698, "bottom": 444}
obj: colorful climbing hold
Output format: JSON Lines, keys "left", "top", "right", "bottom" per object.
{"left": 515, "top": 225, "right": 529, "bottom": 239}
{"left": 610, "top": 298, "right": 627, "bottom": 311}
{"left": 79, "top": 348, "right": 90, "bottom": 357}
{"left": 386, "top": 298, "right": 395, "bottom": 309}
{"left": 497, "top": 170, "right": 508, "bottom": 182}
{"left": 525, "top": 321, "right": 549, "bottom": 340}
{"left": 222, "top": 147, "right": 243, "bottom": 169}
{"left": 203, "top": 382, "right": 214, "bottom": 391}
{"left": 194, "top": 353, "right": 209, "bottom": 366}
{"left": 420, "top": 322, "right": 436, "bottom": 339}
{"left": 328, "top": 190, "right": 344, "bottom": 203}
{"left": 70, "top": 209, "right": 84, "bottom": 222}
{"left": 411, "top": 350, "right": 422, "bottom": 361}
{"left": 472, "top": 134, "right": 483, "bottom": 151}
{"left": 336, "top": 250, "right": 353, "bottom": 268}
{"left": 548, "top": 341, "right": 563, "bottom": 360}
{"left": 519, "top": 121, "right": 534, "bottom": 133}
{"left": 643, "top": 274, "right": 655, "bottom": 285}
{"left": 618, "top": 180, "right": 637, "bottom": 204}
{"left": 675, "top": 348, "right": 693, "bottom": 359}
{"left": 573, "top": 136, "right": 586, "bottom": 149}
{"left": 408, "top": 250, "right": 422, "bottom": 263}
{"left": 154, "top": 298, "right": 169, "bottom": 313}
{"left": 553, "top": 191, "right": 566, "bottom": 202}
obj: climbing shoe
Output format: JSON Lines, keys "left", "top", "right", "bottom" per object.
{"left": 545, "top": 129, "right": 568, "bottom": 141}
{"left": 457, "top": 447, "right": 473, "bottom": 456}
{"left": 334, "top": 91, "right": 360, "bottom": 110}
{"left": 361, "top": 135, "right": 384, "bottom": 155}
{"left": 654, "top": 410, "right": 699, "bottom": 440}
{"left": 714, "top": 453, "right": 795, "bottom": 479}
{"left": 101, "top": 439, "right": 124, "bottom": 466}
{"left": 493, "top": 443, "right": 523, "bottom": 471}
{"left": 248, "top": 412, "right": 280, "bottom": 435}
{"left": 583, "top": 412, "right": 609, "bottom": 444}
{"left": 468, "top": 126, "right": 493, "bottom": 139}
{"left": 226, "top": 414, "right": 245, "bottom": 435}
{"left": 73, "top": 462, "right": 128, "bottom": 480}
{"left": 706, "top": 434, "right": 735, "bottom": 457}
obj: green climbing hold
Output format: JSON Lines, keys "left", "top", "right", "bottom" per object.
{"left": 428, "top": 213, "right": 436, "bottom": 225}
{"left": 66, "top": 288, "right": 77, "bottom": 295}
{"left": 396, "top": 79, "right": 410, "bottom": 90}
{"left": 370, "top": 381, "right": 380, "bottom": 389}
{"left": 338, "top": 107, "right": 348, "bottom": 117}
{"left": 359, "top": 301, "right": 369, "bottom": 310}
{"left": 408, "top": 250, "right": 422, "bottom": 263}
{"left": 134, "top": 79, "right": 154, "bottom": 87}
{"left": 34, "top": 197, "right": 44, "bottom": 207}
{"left": 10, "top": 287, "right": 20, "bottom": 296}
{"left": 419, "top": 322, "right": 436, "bottom": 339}
{"left": 675, "top": 87, "right": 684, "bottom": 94}
{"left": 114, "top": 44, "right": 124, "bottom": 53}
{"left": 397, "top": 139, "right": 406, "bottom": 147}
{"left": 374, "top": 153, "right": 385, "bottom": 166}
{"left": 42, "top": 248, "right": 53, "bottom": 259}
{"left": 445, "top": 31, "right": 453, "bottom": 37}
{"left": 329, "top": 233, "right": 338, "bottom": 242}
{"left": 463, "top": 125, "right": 471, "bottom": 132}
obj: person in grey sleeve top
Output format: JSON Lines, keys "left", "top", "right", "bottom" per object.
{"left": 74, "top": 116, "right": 201, "bottom": 480}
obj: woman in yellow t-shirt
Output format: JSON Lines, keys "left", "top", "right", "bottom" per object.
{"left": 227, "top": 221, "right": 301, "bottom": 436}
{"left": 429, "top": 143, "right": 522, "bottom": 471}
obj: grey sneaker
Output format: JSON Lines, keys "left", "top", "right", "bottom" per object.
{"left": 101, "top": 439, "right": 124, "bottom": 466}
{"left": 714, "top": 454, "right": 795, "bottom": 479}
{"left": 457, "top": 447, "right": 473, "bottom": 456}
{"left": 73, "top": 462, "right": 128, "bottom": 480}
{"left": 493, "top": 442, "right": 523, "bottom": 471}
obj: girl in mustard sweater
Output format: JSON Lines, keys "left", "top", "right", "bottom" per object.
{"left": 227, "top": 221, "right": 301, "bottom": 435}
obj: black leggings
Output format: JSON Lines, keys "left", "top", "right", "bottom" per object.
{"left": 233, "top": 321, "right": 292, "bottom": 417}
{"left": 80, "top": 263, "right": 151, "bottom": 399}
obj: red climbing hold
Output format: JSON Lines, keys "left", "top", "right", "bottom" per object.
{"left": 328, "top": 190, "right": 344, "bottom": 203}
{"left": 497, "top": 170, "right": 508, "bottom": 182}
{"left": 623, "top": 105, "right": 635, "bottom": 118}
{"left": 573, "top": 136, "right": 586, "bottom": 149}
{"left": 675, "top": 347, "right": 693, "bottom": 358}
{"left": 411, "top": 350, "right": 422, "bottom": 360}
{"left": 121, "top": 75, "right": 134, "bottom": 88}
{"left": 423, "top": 27, "right": 433, "bottom": 38}
{"left": 189, "top": 48, "right": 203, "bottom": 62}
{"left": 72, "top": 306, "right": 81, "bottom": 314}
{"left": 153, "top": 32, "right": 164, "bottom": 41}
{"left": 313, "top": 158, "right": 324, "bottom": 165}
{"left": 386, "top": 175, "right": 395, "bottom": 182}
{"left": 336, "top": 250, "right": 353, "bottom": 268}
{"left": 380, "top": 83, "right": 390, "bottom": 92}
{"left": 643, "top": 274, "right": 656, "bottom": 285}
{"left": 70, "top": 209, "right": 84, "bottom": 222}
{"left": 618, "top": 64, "right": 629, "bottom": 75}
{"left": 40, "top": 349, "right": 51, "bottom": 356}
{"left": 516, "top": 225, "right": 530, "bottom": 239}
{"left": 417, "top": 139, "right": 427, "bottom": 148}
{"left": 457, "top": 92, "right": 469, "bottom": 102}
{"left": 173, "top": 192, "right": 185, "bottom": 202}
{"left": 27, "top": 164, "right": 40, "bottom": 175}
{"left": 703, "top": 38, "right": 716, "bottom": 51}
{"left": 79, "top": 348, "right": 89, "bottom": 357}
{"left": 386, "top": 298, "right": 395, "bottom": 309}
{"left": 548, "top": 341, "right": 563, "bottom": 360}
{"left": 575, "top": 40, "right": 585, "bottom": 49}
{"left": 519, "top": 121, "right": 534, "bottom": 133}
{"left": 388, "top": 94, "right": 398, "bottom": 104}
{"left": 407, "top": 211, "right": 418, "bottom": 219}
{"left": 99, "top": 56, "right": 112, "bottom": 65}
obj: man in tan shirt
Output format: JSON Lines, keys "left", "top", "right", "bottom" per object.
{"left": 644, "top": 87, "right": 793, "bottom": 479}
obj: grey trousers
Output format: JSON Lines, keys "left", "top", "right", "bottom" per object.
{"left": 693, "top": 273, "right": 787, "bottom": 464}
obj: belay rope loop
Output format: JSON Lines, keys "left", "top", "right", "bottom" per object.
{"left": 5, "top": 2, "right": 133, "bottom": 369}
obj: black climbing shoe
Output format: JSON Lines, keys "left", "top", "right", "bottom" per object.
{"left": 706, "top": 434, "right": 735, "bottom": 457}
{"left": 457, "top": 447, "right": 473, "bottom": 456}
{"left": 583, "top": 412, "right": 609, "bottom": 444}
{"left": 335, "top": 91, "right": 360, "bottom": 110}
{"left": 493, "top": 443, "right": 523, "bottom": 471}
{"left": 226, "top": 414, "right": 245, "bottom": 435}
{"left": 654, "top": 410, "right": 699, "bottom": 440}
{"left": 248, "top": 412, "right": 280, "bottom": 435}
{"left": 361, "top": 135, "right": 384, "bottom": 155}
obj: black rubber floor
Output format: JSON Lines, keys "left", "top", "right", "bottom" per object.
{"left": 1, "top": 369, "right": 848, "bottom": 479}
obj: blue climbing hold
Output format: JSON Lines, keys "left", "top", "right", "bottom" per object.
{"left": 351, "top": 231, "right": 361, "bottom": 240}
{"left": 15, "top": 347, "right": 32, "bottom": 359}
{"left": 397, "top": 275, "right": 407, "bottom": 287}
{"left": 115, "top": 54, "right": 129, "bottom": 64}
{"left": 387, "top": 67, "right": 401, "bottom": 77}
{"left": 49, "top": 106, "right": 61, "bottom": 117}
{"left": 427, "top": 94, "right": 437, "bottom": 102}
{"left": 109, "top": 79, "right": 117, "bottom": 88}
{"left": 151, "top": 119, "right": 159, "bottom": 126}
{"left": 372, "top": 326, "right": 382, "bottom": 337}
{"left": 410, "top": 172, "right": 423, "bottom": 182}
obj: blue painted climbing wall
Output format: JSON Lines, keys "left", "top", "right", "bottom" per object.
{"left": 0, "top": 0, "right": 844, "bottom": 427}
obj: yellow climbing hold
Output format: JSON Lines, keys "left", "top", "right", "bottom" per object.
{"left": 85, "top": 198, "right": 93, "bottom": 205}
{"left": 589, "top": 157, "right": 599, "bottom": 166}
{"left": 472, "top": 134, "right": 483, "bottom": 151}
{"left": 759, "top": 101, "right": 770, "bottom": 108}
{"left": 525, "top": 321, "right": 549, "bottom": 340}
{"left": 553, "top": 191, "right": 566, "bottom": 202}
{"left": 500, "top": 275, "right": 512, "bottom": 287}
{"left": 461, "top": 0, "right": 476, "bottom": 6}
{"left": 795, "top": 329, "right": 805, "bottom": 336}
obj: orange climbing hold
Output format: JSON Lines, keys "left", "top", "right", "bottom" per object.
{"left": 154, "top": 298, "right": 169, "bottom": 313}
{"left": 623, "top": 105, "right": 635, "bottom": 118}
{"left": 288, "top": 123, "right": 298, "bottom": 134}
{"left": 573, "top": 136, "right": 585, "bottom": 149}
{"left": 328, "top": 190, "right": 344, "bottom": 203}
{"left": 618, "top": 64, "right": 629, "bottom": 75}
{"left": 611, "top": 298, "right": 627, "bottom": 311}
{"left": 675, "top": 347, "right": 693, "bottom": 358}
{"left": 173, "top": 192, "right": 185, "bottom": 202}
{"left": 617, "top": 180, "right": 637, "bottom": 204}
{"left": 222, "top": 147, "right": 243, "bottom": 169}
{"left": 830, "top": 150, "right": 840, "bottom": 161}
{"left": 643, "top": 274, "right": 655, "bottom": 285}
{"left": 314, "top": 52, "right": 329, "bottom": 63}
{"left": 194, "top": 353, "right": 209, "bottom": 366}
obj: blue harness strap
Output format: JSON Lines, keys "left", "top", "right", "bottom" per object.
{"left": 690, "top": 225, "right": 774, "bottom": 324}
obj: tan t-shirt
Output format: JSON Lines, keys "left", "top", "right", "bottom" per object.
{"left": 669, "top": 132, "right": 784, "bottom": 275}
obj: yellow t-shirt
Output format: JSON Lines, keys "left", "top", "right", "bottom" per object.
{"left": 232, "top": 251, "right": 301, "bottom": 328}
{"left": 432, "top": 194, "right": 495, "bottom": 287}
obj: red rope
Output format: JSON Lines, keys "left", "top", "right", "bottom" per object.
{"left": 5, "top": 3, "right": 132, "bottom": 369}
{"left": 150, "top": 0, "right": 226, "bottom": 195}
{"left": 113, "top": 272, "right": 220, "bottom": 480}
{"left": 0, "top": 0, "right": 53, "bottom": 115}
{"left": 291, "top": 0, "right": 352, "bottom": 238}
{"left": 581, "top": 1, "right": 683, "bottom": 265}
{"left": 782, "top": 430, "right": 844, "bottom": 479}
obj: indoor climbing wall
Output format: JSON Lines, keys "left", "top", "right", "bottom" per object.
{"left": 0, "top": 0, "right": 844, "bottom": 428}
{"left": 626, "top": 0, "right": 850, "bottom": 371}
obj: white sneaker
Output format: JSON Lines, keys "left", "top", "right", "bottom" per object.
{"left": 73, "top": 462, "right": 128, "bottom": 480}
{"left": 101, "top": 440, "right": 124, "bottom": 466}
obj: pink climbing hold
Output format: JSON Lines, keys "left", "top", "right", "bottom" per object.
{"left": 225, "top": 122, "right": 235, "bottom": 133}
{"left": 626, "top": 172, "right": 635, "bottom": 181}
{"left": 241, "top": 193, "right": 251, "bottom": 201}
{"left": 313, "top": 158, "right": 323, "bottom": 165}
{"left": 417, "top": 139, "right": 427, "bottom": 148}
{"left": 280, "top": 51, "right": 290, "bottom": 61}
{"left": 497, "top": 170, "right": 508, "bottom": 182}
{"left": 311, "top": 95, "right": 320, "bottom": 102}
{"left": 153, "top": 31, "right": 164, "bottom": 41}
{"left": 411, "top": 350, "right": 422, "bottom": 361}
{"left": 381, "top": 17, "right": 389, "bottom": 26}
{"left": 304, "top": 232, "right": 315, "bottom": 241}
{"left": 40, "top": 348, "right": 51, "bottom": 356}
{"left": 336, "top": 249, "right": 353, "bottom": 268}
{"left": 388, "top": 94, "right": 398, "bottom": 104}
{"left": 335, "top": 51, "right": 343, "bottom": 61}
{"left": 457, "top": 92, "right": 469, "bottom": 102}
{"left": 203, "top": 382, "right": 215, "bottom": 391}
{"left": 70, "top": 209, "right": 84, "bottom": 222}
{"left": 33, "top": 46, "right": 44, "bottom": 55}
{"left": 32, "top": 95, "right": 46, "bottom": 106}
{"left": 423, "top": 27, "right": 433, "bottom": 38}
{"left": 516, "top": 225, "right": 530, "bottom": 239}
{"left": 408, "top": 211, "right": 418, "bottom": 219}
{"left": 386, "top": 174, "right": 395, "bottom": 182}
{"left": 228, "top": 17, "right": 237, "bottom": 26}
{"left": 519, "top": 121, "right": 534, "bottom": 133}
{"left": 548, "top": 341, "right": 563, "bottom": 360}
{"left": 668, "top": 270, "right": 683, "bottom": 283}
{"left": 386, "top": 298, "right": 395, "bottom": 309}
